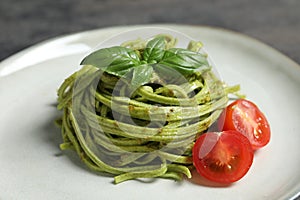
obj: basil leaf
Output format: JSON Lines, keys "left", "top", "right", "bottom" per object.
{"left": 80, "top": 46, "right": 140, "bottom": 76}
{"left": 131, "top": 64, "right": 153, "bottom": 88}
{"left": 159, "top": 48, "right": 210, "bottom": 75}
{"left": 143, "top": 37, "right": 165, "bottom": 63}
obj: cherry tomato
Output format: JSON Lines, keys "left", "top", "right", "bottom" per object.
{"left": 192, "top": 131, "right": 253, "bottom": 184}
{"left": 218, "top": 99, "right": 270, "bottom": 150}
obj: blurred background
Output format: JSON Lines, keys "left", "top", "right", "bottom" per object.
{"left": 0, "top": 0, "right": 299, "bottom": 63}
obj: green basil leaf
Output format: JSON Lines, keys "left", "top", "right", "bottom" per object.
{"left": 159, "top": 48, "right": 210, "bottom": 75}
{"left": 131, "top": 64, "right": 153, "bottom": 88}
{"left": 80, "top": 46, "right": 140, "bottom": 76}
{"left": 143, "top": 36, "right": 165, "bottom": 62}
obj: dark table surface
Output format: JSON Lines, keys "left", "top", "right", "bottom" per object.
{"left": 0, "top": 0, "right": 299, "bottom": 199}
{"left": 0, "top": 0, "right": 299, "bottom": 64}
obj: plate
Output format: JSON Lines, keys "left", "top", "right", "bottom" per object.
{"left": 1, "top": 24, "right": 300, "bottom": 200}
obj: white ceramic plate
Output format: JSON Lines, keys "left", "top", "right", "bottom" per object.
{"left": 1, "top": 24, "right": 300, "bottom": 200}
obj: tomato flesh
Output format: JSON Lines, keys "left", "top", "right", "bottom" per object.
{"left": 218, "top": 99, "right": 270, "bottom": 150}
{"left": 192, "top": 131, "right": 254, "bottom": 184}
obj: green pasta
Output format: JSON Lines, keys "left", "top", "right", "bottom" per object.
{"left": 56, "top": 34, "right": 243, "bottom": 183}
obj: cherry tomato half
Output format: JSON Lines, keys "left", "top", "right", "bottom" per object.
{"left": 218, "top": 99, "right": 271, "bottom": 150}
{"left": 192, "top": 131, "right": 254, "bottom": 184}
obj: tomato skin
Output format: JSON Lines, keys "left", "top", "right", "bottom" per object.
{"left": 192, "top": 131, "right": 254, "bottom": 184}
{"left": 218, "top": 99, "right": 271, "bottom": 150}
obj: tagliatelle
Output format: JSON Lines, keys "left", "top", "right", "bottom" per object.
{"left": 56, "top": 34, "right": 243, "bottom": 184}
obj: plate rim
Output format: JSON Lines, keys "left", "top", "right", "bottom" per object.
{"left": 0, "top": 23, "right": 299, "bottom": 71}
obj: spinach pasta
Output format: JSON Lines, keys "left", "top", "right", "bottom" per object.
{"left": 56, "top": 34, "right": 242, "bottom": 183}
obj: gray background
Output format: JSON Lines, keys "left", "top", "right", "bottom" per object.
{"left": 0, "top": 0, "right": 299, "bottom": 64}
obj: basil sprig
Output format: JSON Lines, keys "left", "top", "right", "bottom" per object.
{"left": 160, "top": 48, "right": 209, "bottom": 75}
{"left": 80, "top": 36, "right": 209, "bottom": 87}
{"left": 143, "top": 36, "right": 166, "bottom": 63}
{"left": 80, "top": 46, "right": 140, "bottom": 76}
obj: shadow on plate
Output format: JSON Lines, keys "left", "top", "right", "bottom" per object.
{"left": 186, "top": 168, "right": 232, "bottom": 188}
